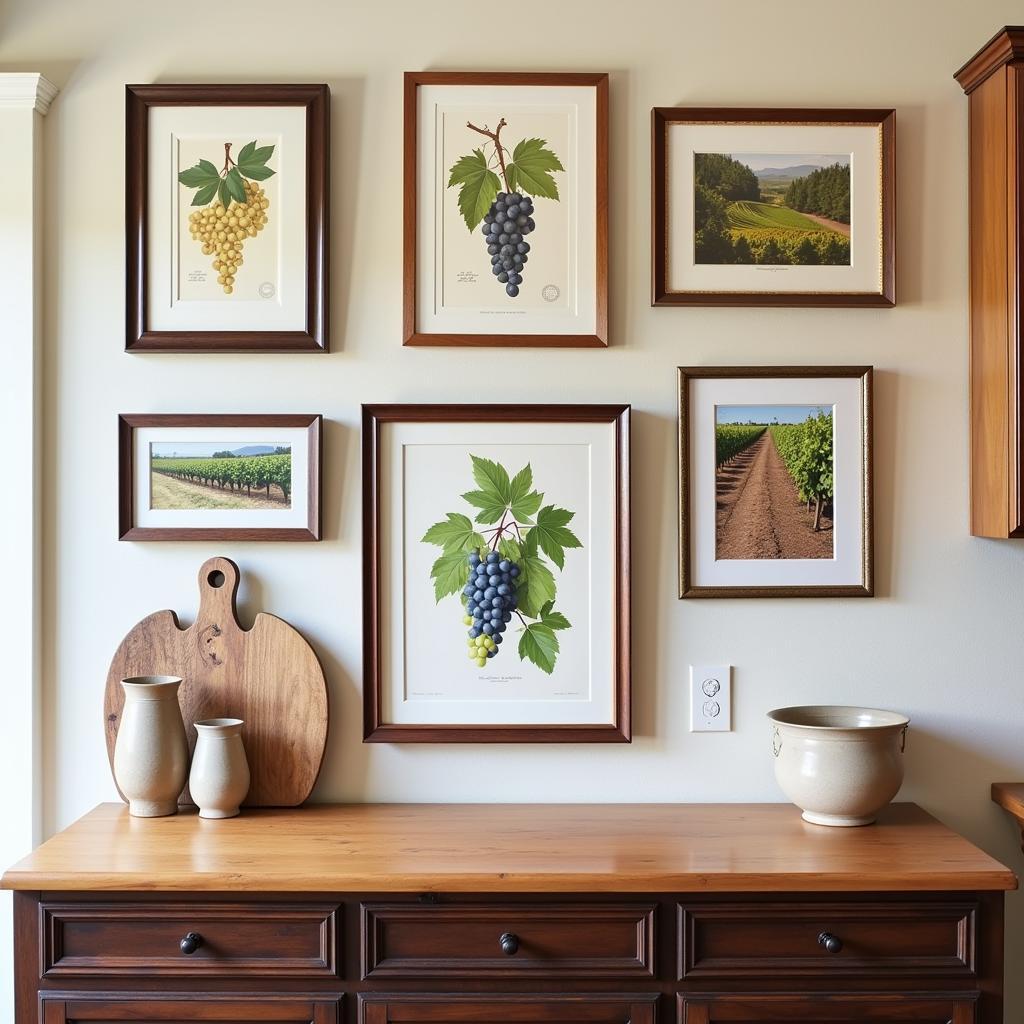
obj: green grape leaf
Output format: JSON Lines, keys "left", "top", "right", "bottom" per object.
{"left": 505, "top": 138, "right": 564, "bottom": 201}
{"left": 509, "top": 463, "right": 533, "bottom": 502}
{"left": 532, "top": 504, "right": 583, "bottom": 570}
{"left": 178, "top": 159, "right": 221, "bottom": 188}
{"left": 497, "top": 537, "right": 523, "bottom": 564}
{"left": 540, "top": 603, "right": 571, "bottom": 630}
{"left": 510, "top": 489, "right": 542, "bottom": 524}
{"left": 422, "top": 512, "right": 485, "bottom": 553}
{"left": 430, "top": 550, "right": 471, "bottom": 602}
{"left": 470, "top": 455, "right": 511, "bottom": 503}
{"left": 217, "top": 179, "right": 231, "bottom": 210}
{"left": 461, "top": 487, "right": 508, "bottom": 525}
{"left": 238, "top": 162, "right": 275, "bottom": 181}
{"left": 237, "top": 140, "right": 257, "bottom": 164}
{"left": 225, "top": 167, "right": 247, "bottom": 204}
{"left": 191, "top": 182, "right": 219, "bottom": 207}
{"left": 517, "top": 545, "right": 556, "bottom": 619}
{"left": 518, "top": 622, "right": 559, "bottom": 674}
{"left": 447, "top": 149, "right": 501, "bottom": 231}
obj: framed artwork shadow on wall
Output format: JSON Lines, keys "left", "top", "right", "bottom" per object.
{"left": 678, "top": 366, "right": 873, "bottom": 598}
{"left": 125, "top": 83, "right": 330, "bottom": 352}
{"left": 652, "top": 108, "right": 895, "bottom": 307}
{"left": 403, "top": 72, "right": 609, "bottom": 347}
{"left": 363, "top": 404, "right": 630, "bottom": 742}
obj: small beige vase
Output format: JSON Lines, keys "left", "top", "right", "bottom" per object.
{"left": 189, "top": 719, "right": 250, "bottom": 819}
{"left": 113, "top": 676, "right": 188, "bottom": 817}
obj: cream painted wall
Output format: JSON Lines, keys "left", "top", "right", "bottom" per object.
{"left": 3, "top": 0, "right": 1024, "bottom": 1017}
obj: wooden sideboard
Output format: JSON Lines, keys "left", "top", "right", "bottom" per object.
{"left": 2, "top": 803, "right": 1016, "bottom": 1024}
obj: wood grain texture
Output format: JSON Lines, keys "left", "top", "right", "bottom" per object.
{"left": 125, "top": 84, "right": 330, "bottom": 353}
{"left": 402, "top": 72, "right": 609, "bottom": 347}
{"left": 651, "top": 107, "right": 895, "bottom": 307}
{"left": 118, "top": 414, "right": 322, "bottom": 542}
{"left": 1, "top": 802, "right": 1015, "bottom": 894}
{"left": 954, "top": 26, "right": 1024, "bottom": 94}
{"left": 359, "top": 994, "right": 657, "bottom": 1024}
{"left": 678, "top": 992, "right": 977, "bottom": 1022}
{"left": 103, "top": 557, "right": 328, "bottom": 807}
{"left": 42, "top": 994, "right": 339, "bottom": 1024}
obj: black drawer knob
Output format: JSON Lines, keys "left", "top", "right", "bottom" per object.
{"left": 499, "top": 932, "right": 519, "bottom": 956}
{"left": 818, "top": 931, "right": 843, "bottom": 954}
{"left": 179, "top": 932, "right": 203, "bottom": 955}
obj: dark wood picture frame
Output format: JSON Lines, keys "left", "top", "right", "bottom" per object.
{"left": 403, "top": 72, "right": 610, "bottom": 348}
{"left": 652, "top": 108, "right": 895, "bottom": 307}
{"left": 363, "top": 404, "right": 630, "bottom": 742}
{"left": 118, "top": 413, "right": 322, "bottom": 541}
{"left": 125, "top": 84, "right": 330, "bottom": 352}
{"left": 678, "top": 366, "right": 873, "bottom": 598}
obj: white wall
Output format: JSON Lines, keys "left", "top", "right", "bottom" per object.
{"left": 3, "top": 0, "right": 1024, "bottom": 1016}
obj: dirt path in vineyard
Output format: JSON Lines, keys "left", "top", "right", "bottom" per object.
{"left": 715, "top": 433, "right": 833, "bottom": 560}
{"left": 150, "top": 471, "right": 290, "bottom": 511}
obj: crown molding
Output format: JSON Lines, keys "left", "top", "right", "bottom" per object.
{"left": 0, "top": 73, "right": 58, "bottom": 114}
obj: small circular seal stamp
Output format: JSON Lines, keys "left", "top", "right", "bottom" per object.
{"left": 258, "top": 281, "right": 276, "bottom": 299}
{"left": 542, "top": 284, "right": 560, "bottom": 302}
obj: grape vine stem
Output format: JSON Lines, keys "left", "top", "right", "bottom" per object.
{"left": 466, "top": 118, "right": 510, "bottom": 193}
{"left": 221, "top": 142, "right": 236, "bottom": 176}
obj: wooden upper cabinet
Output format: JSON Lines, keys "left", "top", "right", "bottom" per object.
{"left": 956, "top": 28, "right": 1024, "bottom": 537}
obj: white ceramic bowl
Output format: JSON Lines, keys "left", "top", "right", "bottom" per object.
{"left": 767, "top": 705, "right": 910, "bottom": 827}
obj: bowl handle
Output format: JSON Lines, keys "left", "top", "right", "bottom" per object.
{"left": 771, "top": 726, "right": 782, "bottom": 757}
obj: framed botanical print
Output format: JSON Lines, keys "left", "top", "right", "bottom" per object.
{"left": 678, "top": 367, "right": 873, "bottom": 597}
{"left": 403, "top": 72, "right": 609, "bottom": 347}
{"left": 653, "top": 108, "right": 895, "bottom": 307}
{"left": 118, "top": 414, "right": 322, "bottom": 541}
{"left": 363, "top": 404, "right": 630, "bottom": 742}
{"left": 126, "top": 84, "right": 329, "bottom": 352}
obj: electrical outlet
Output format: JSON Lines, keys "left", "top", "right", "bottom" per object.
{"left": 690, "top": 665, "right": 732, "bottom": 732}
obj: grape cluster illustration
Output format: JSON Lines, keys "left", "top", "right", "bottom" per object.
{"left": 422, "top": 455, "right": 582, "bottom": 675}
{"left": 462, "top": 551, "right": 522, "bottom": 665}
{"left": 177, "top": 140, "right": 276, "bottom": 296}
{"left": 481, "top": 193, "right": 535, "bottom": 297}
{"left": 447, "top": 117, "right": 563, "bottom": 300}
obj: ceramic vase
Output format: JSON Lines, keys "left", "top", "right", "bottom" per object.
{"left": 113, "top": 676, "right": 188, "bottom": 817}
{"left": 189, "top": 718, "right": 250, "bottom": 819}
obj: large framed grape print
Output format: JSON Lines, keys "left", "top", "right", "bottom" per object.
{"left": 652, "top": 108, "right": 895, "bottom": 307}
{"left": 403, "top": 72, "right": 609, "bottom": 347}
{"left": 125, "top": 84, "right": 329, "bottom": 352}
{"left": 363, "top": 404, "right": 630, "bottom": 742}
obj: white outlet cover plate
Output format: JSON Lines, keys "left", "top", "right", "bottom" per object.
{"left": 690, "top": 665, "right": 732, "bottom": 732}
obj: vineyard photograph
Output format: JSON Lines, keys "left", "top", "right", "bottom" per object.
{"left": 694, "top": 153, "right": 851, "bottom": 266}
{"left": 714, "top": 405, "right": 834, "bottom": 560}
{"left": 149, "top": 442, "right": 292, "bottom": 511}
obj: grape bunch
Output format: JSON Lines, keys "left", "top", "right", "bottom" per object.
{"left": 481, "top": 192, "right": 535, "bottom": 298}
{"left": 461, "top": 550, "right": 521, "bottom": 667}
{"left": 187, "top": 180, "right": 270, "bottom": 295}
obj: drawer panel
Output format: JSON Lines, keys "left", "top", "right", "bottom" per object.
{"left": 679, "top": 901, "right": 976, "bottom": 979}
{"left": 362, "top": 902, "right": 655, "bottom": 978}
{"left": 41, "top": 901, "right": 338, "bottom": 978}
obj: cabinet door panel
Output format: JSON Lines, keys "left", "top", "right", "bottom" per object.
{"left": 41, "top": 994, "right": 339, "bottom": 1024}
{"left": 678, "top": 993, "right": 974, "bottom": 1024}
{"left": 360, "top": 994, "right": 658, "bottom": 1024}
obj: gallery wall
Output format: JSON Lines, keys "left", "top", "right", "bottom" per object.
{"left": 2, "top": 0, "right": 1024, "bottom": 1016}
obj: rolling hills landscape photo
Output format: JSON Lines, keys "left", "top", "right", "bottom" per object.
{"left": 694, "top": 153, "right": 851, "bottom": 266}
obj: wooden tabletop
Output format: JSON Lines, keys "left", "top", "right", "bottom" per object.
{"left": 1, "top": 802, "right": 1015, "bottom": 894}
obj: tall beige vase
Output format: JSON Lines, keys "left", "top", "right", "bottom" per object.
{"left": 113, "top": 676, "right": 188, "bottom": 817}
{"left": 189, "top": 719, "right": 250, "bottom": 819}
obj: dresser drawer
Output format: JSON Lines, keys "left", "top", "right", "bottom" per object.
{"left": 41, "top": 901, "right": 338, "bottom": 978}
{"left": 361, "top": 902, "right": 655, "bottom": 978}
{"left": 679, "top": 901, "right": 976, "bottom": 979}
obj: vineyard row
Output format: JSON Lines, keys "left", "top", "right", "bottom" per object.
{"left": 152, "top": 454, "right": 292, "bottom": 500}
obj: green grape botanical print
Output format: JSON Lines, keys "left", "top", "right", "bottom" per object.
{"left": 447, "top": 118, "right": 564, "bottom": 298}
{"left": 421, "top": 455, "right": 582, "bottom": 674}
{"left": 177, "top": 140, "right": 275, "bottom": 295}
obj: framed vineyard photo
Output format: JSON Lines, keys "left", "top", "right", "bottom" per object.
{"left": 118, "top": 414, "right": 322, "bottom": 541}
{"left": 403, "top": 72, "right": 609, "bottom": 347}
{"left": 363, "top": 404, "right": 630, "bottom": 742}
{"left": 678, "top": 367, "right": 872, "bottom": 598}
{"left": 652, "top": 108, "right": 895, "bottom": 306}
{"left": 126, "top": 84, "right": 329, "bottom": 352}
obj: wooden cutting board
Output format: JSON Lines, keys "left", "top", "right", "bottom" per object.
{"left": 104, "top": 556, "right": 328, "bottom": 807}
